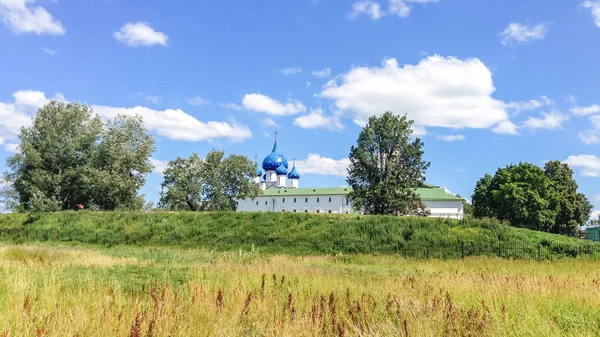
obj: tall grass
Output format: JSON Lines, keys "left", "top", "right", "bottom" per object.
{"left": 0, "top": 243, "right": 599, "bottom": 336}
{"left": 0, "top": 211, "right": 597, "bottom": 259}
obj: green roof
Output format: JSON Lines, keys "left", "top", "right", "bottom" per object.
{"left": 259, "top": 186, "right": 463, "bottom": 201}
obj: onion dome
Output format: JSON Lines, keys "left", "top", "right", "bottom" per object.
{"left": 255, "top": 167, "right": 262, "bottom": 177}
{"left": 275, "top": 162, "right": 288, "bottom": 176}
{"left": 262, "top": 173, "right": 266, "bottom": 181}
{"left": 287, "top": 164, "right": 300, "bottom": 179}
{"left": 279, "top": 155, "right": 289, "bottom": 169}
{"left": 262, "top": 141, "right": 282, "bottom": 171}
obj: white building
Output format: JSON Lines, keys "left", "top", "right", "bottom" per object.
{"left": 237, "top": 136, "right": 464, "bottom": 219}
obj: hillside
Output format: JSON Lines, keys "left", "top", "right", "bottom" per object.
{"left": 0, "top": 211, "right": 597, "bottom": 259}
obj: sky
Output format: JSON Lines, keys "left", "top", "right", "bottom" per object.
{"left": 1, "top": 0, "right": 600, "bottom": 213}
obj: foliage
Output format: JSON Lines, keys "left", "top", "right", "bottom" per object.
{"left": 159, "top": 150, "right": 260, "bottom": 211}
{"left": 472, "top": 161, "right": 592, "bottom": 235}
{"left": 347, "top": 112, "right": 430, "bottom": 215}
{"left": 0, "top": 211, "right": 597, "bottom": 258}
{"left": 3, "top": 101, "right": 155, "bottom": 212}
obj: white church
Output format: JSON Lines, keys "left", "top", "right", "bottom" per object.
{"left": 236, "top": 136, "right": 465, "bottom": 219}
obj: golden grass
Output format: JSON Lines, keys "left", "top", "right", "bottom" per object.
{"left": 0, "top": 243, "right": 599, "bottom": 336}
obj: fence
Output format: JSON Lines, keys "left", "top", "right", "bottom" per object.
{"left": 0, "top": 226, "right": 599, "bottom": 260}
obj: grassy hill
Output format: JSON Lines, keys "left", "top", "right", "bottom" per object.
{"left": 0, "top": 211, "right": 597, "bottom": 259}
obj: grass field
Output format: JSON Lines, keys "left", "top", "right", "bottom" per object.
{"left": 1, "top": 243, "right": 599, "bottom": 336}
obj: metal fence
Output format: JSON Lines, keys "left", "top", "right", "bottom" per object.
{"left": 1, "top": 226, "right": 599, "bottom": 261}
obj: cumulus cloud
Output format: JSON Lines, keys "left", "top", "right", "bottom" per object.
{"left": 187, "top": 96, "right": 211, "bottom": 106}
{"left": 521, "top": 111, "right": 568, "bottom": 130}
{"left": 276, "top": 67, "right": 302, "bottom": 75}
{"left": 499, "top": 23, "right": 549, "bottom": 46}
{"left": 0, "top": 0, "right": 65, "bottom": 35}
{"left": 242, "top": 93, "right": 306, "bottom": 116}
{"left": 311, "top": 68, "right": 332, "bottom": 78}
{"left": 564, "top": 154, "right": 600, "bottom": 177}
{"left": 582, "top": 0, "right": 600, "bottom": 27}
{"left": 506, "top": 96, "right": 553, "bottom": 114}
{"left": 4, "top": 143, "right": 19, "bottom": 153}
{"left": 149, "top": 158, "right": 168, "bottom": 174}
{"left": 295, "top": 154, "right": 350, "bottom": 177}
{"left": 571, "top": 104, "right": 600, "bottom": 116}
{"left": 114, "top": 22, "right": 168, "bottom": 47}
{"left": 293, "top": 108, "right": 344, "bottom": 131}
{"left": 578, "top": 115, "right": 600, "bottom": 144}
{"left": 92, "top": 105, "right": 252, "bottom": 142}
{"left": 320, "top": 56, "right": 511, "bottom": 134}
{"left": 437, "top": 134, "right": 465, "bottom": 142}
{"left": 491, "top": 120, "right": 519, "bottom": 135}
{"left": 261, "top": 118, "right": 279, "bottom": 128}
{"left": 349, "top": 0, "right": 437, "bottom": 19}
{"left": 221, "top": 102, "right": 242, "bottom": 110}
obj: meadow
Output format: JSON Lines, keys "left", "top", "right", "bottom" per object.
{"left": 1, "top": 243, "right": 599, "bottom": 336}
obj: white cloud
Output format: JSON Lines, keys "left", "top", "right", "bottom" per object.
{"left": 221, "top": 102, "right": 242, "bottom": 110}
{"left": 242, "top": 93, "right": 306, "bottom": 116}
{"left": 0, "top": 0, "right": 65, "bottom": 35}
{"left": 491, "top": 120, "right": 519, "bottom": 135}
{"left": 305, "top": 81, "right": 312, "bottom": 88}
{"left": 582, "top": 0, "right": 600, "bottom": 27}
{"left": 5, "top": 143, "right": 19, "bottom": 153}
{"left": 350, "top": 0, "right": 437, "bottom": 19}
{"left": 349, "top": 1, "right": 383, "bottom": 19}
{"left": 437, "top": 134, "right": 465, "bottom": 142}
{"left": 296, "top": 154, "right": 350, "bottom": 177}
{"left": 293, "top": 108, "right": 344, "bottom": 131}
{"left": 42, "top": 48, "right": 57, "bottom": 55}
{"left": 149, "top": 158, "right": 168, "bottom": 174}
{"left": 187, "top": 96, "right": 211, "bottom": 106}
{"left": 321, "top": 56, "right": 511, "bottom": 133}
{"left": 276, "top": 67, "right": 302, "bottom": 75}
{"left": 570, "top": 104, "right": 600, "bottom": 116}
{"left": 506, "top": 96, "right": 553, "bottom": 114}
{"left": 522, "top": 111, "right": 568, "bottom": 130}
{"left": 91, "top": 105, "right": 252, "bottom": 142}
{"left": 114, "top": 22, "right": 168, "bottom": 47}
{"left": 578, "top": 115, "right": 600, "bottom": 144}
{"left": 564, "top": 154, "right": 600, "bottom": 177}
{"left": 499, "top": 23, "right": 549, "bottom": 46}
{"left": 261, "top": 118, "right": 279, "bottom": 128}
{"left": 136, "top": 93, "right": 161, "bottom": 105}
{"left": 311, "top": 68, "right": 332, "bottom": 78}
{"left": 568, "top": 95, "right": 577, "bottom": 104}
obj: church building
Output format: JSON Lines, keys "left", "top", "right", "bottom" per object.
{"left": 236, "top": 135, "right": 465, "bottom": 219}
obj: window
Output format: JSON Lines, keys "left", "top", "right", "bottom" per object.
{"left": 305, "top": 210, "right": 308, "bottom": 213}
{"left": 293, "top": 198, "right": 296, "bottom": 203}
{"left": 317, "top": 209, "right": 320, "bottom": 213}
{"left": 293, "top": 209, "right": 296, "bottom": 212}
{"left": 317, "top": 198, "right": 320, "bottom": 202}
{"left": 305, "top": 198, "right": 308, "bottom": 202}
{"left": 282, "top": 198, "right": 285, "bottom": 203}
{"left": 346, "top": 199, "right": 349, "bottom": 205}
{"left": 345, "top": 211, "right": 349, "bottom": 214}
{"left": 265, "top": 201, "right": 268, "bottom": 205}
{"left": 328, "top": 197, "right": 332, "bottom": 202}
{"left": 282, "top": 209, "right": 285, "bottom": 212}
{"left": 328, "top": 210, "right": 332, "bottom": 213}
{"left": 256, "top": 201, "right": 259, "bottom": 206}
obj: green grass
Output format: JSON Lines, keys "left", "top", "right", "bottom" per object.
{"left": 1, "top": 243, "right": 600, "bottom": 336}
{"left": 0, "top": 211, "right": 597, "bottom": 259}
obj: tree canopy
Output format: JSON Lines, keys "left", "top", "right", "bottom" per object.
{"left": 3, "top": 101, "right": 155, "bottom": 212}
{"left": 347, "top": 112, "right": 430, "bottom": 215}
{"left": 472, "top": 161, "right": 592, "bottom": 235}
{"left": 159, "top": 150, "right": 260, "bottom": 211}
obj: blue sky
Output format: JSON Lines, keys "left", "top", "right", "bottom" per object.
{"left": 1, "top": 0, "right": 600, "bottom": 213}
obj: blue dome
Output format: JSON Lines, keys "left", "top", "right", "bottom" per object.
{"left": 262, "top": 173, "right": 266, "bottom": 181}
{"left": 255, "top": 167, "right": 262, "bottom": 177}
{"left": 262, "top": 140, "right": 289, "bottom": 170}
{"left": 287, "top": 165, "right": 300, "bottom": 179}
{"left": 275, "top": 162, "right": 288, "bottom": 175}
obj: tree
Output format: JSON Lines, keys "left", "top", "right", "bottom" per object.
{"left": 159, "top": 150, "right": 260, "bottom": 211}
{"left": 4, "top": 101, "right": 155, "bottom": 212}
{"left": 347, "top": 112, "right": 430, "bottom": 215}
{"left": 471, "top": 161, "right": 592, "bottom": 235}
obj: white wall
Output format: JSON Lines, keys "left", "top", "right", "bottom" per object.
{"left": 423, "top": 200, "right": 463, "bottom": 219}
{"left": 237, "top": 194, "right": 353, "bottom": 214}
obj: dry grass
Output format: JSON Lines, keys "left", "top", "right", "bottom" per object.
{"left": 0, "top": 243, "right": 599, "bottom": 336}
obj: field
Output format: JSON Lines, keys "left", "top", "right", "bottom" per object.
{"left": 1, "top": 243, "right": 600, "bottom": 336}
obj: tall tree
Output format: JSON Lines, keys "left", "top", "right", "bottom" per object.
{"left": 4, "top": 101, "right": 155, "bottom": 212}
{"left": 159, "top": 150, "right": 260, "bottom": 211}
{"left": 472, "top": 161, "right": 592, "bottom": 235}
{"left": 347, "top": 112, "right": 430, "bottom": 215}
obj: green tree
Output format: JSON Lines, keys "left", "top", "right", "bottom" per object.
{"left": 159, "top": 150, "right": 260, "bottom": 211}
{"left": 4, "top": 101, "right": 154, "bottom": 212}
{"left": 347, "top": 112, "right": 430, "bottom": 215}
{"left": 472, "top": 162, "right": 591, "bottom": 235}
